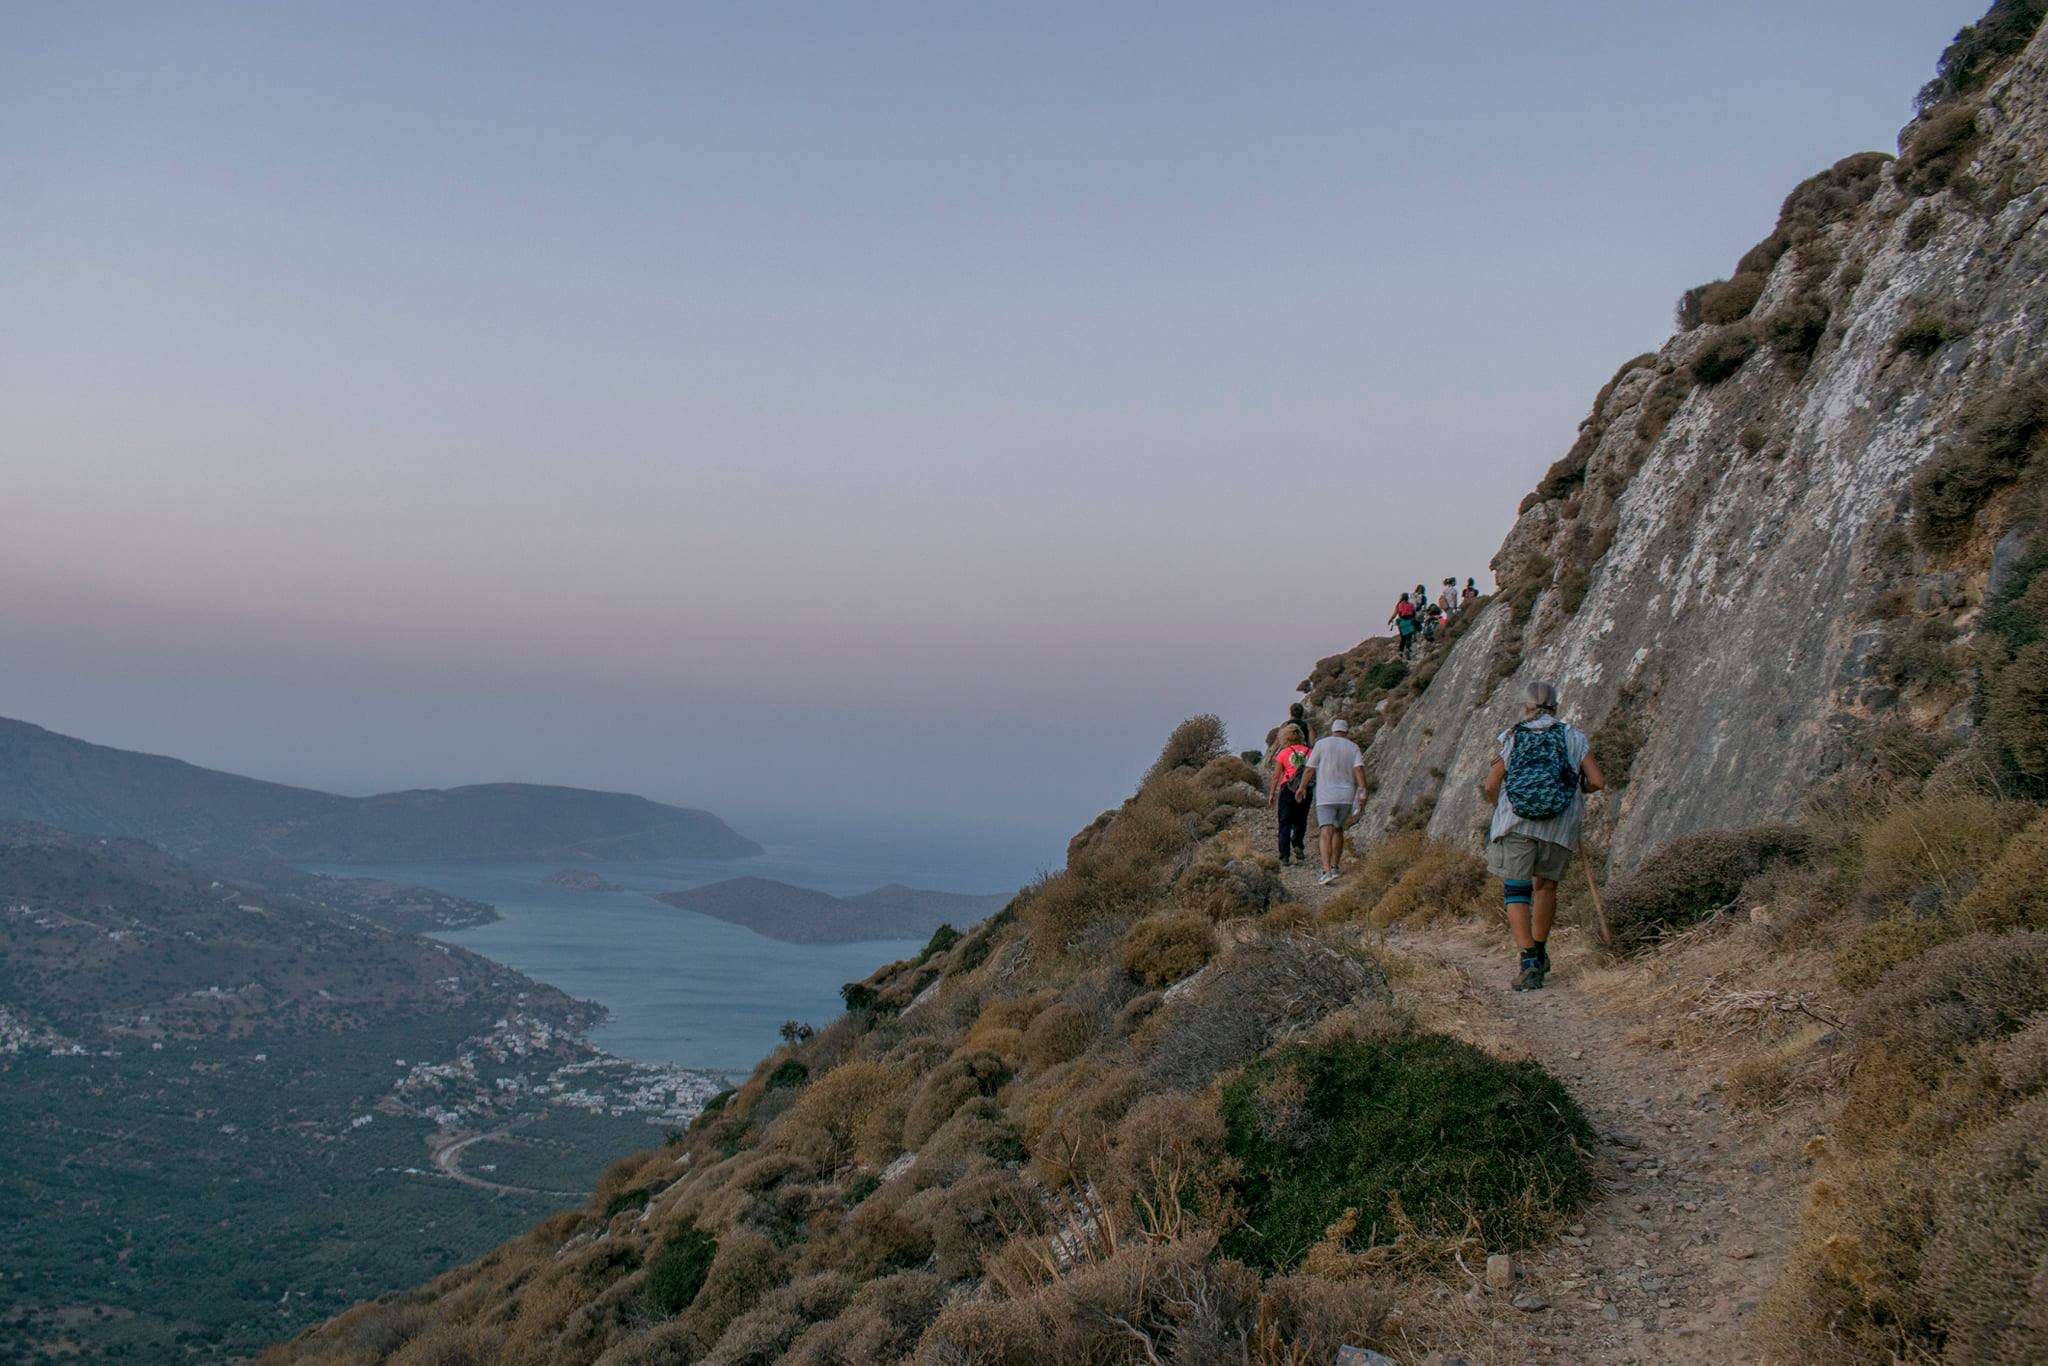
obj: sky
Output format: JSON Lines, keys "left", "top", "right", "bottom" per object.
{"left": 1, "top": 1, "right": 1989, "bottom": 880}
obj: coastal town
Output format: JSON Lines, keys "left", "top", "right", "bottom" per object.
{"left": 384, "top": 1010, "right": 727, "bottom": 1134}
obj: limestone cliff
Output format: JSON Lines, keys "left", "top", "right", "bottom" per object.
{"left": 1349, "top": 22, "right": 2048, "bottom": 871}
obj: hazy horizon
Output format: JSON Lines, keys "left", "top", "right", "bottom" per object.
{"left": 4, "top": 2, "right": 1987, "bottom": 859}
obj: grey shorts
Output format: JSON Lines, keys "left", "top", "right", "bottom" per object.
{"left": 1487, "top": 832, "right": 1574, "bottom": 881}
{"left": 1315, "top": 804, "right": 1352, "bottom": 829}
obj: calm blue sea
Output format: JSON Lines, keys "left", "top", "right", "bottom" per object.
{"left": 307, "top": 830, "right": 1046, "bottom": 1077}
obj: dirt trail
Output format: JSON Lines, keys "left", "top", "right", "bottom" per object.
{"left": 1264, "top": 836, "right": 1807, "bottom": 1365}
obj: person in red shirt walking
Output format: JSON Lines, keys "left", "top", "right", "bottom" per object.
{"left": 1269, "top": 724, "right": 1312, "bottom": 865}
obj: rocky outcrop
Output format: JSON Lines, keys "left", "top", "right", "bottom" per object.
{"left": 1353, "top": 26, "right": 2048, "bottom": 871}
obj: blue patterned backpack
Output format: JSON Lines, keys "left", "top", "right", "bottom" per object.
{"left": 1504, "top": 722, "right": 1578, "bottom": 821}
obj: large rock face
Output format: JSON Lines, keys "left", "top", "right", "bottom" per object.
{"left": 1356, "top": 27, "right": 2048, "bottom": 871}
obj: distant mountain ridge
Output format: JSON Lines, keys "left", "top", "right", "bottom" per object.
{"left": 0, "top": 716, "right": 762, "bottom": 864}
{"left": 656, "top": 876, "right": 1009, "bottom": 943}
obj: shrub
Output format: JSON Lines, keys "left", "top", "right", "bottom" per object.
{"left": 1319, "top": 830, "right": 1432, "bottom": 923}
{"left": 1358, "top": 657, "right": 1408, "bottom": 692}
{"left": 1893, "top": 308, "right": 1967, "bottom": 357}
{"left": 1836, "top": 913, "right": 1966, "bottom": 991}
{"left": 839, "top": 982, "right": 894, "bottom": 1015}
{"left": 1690, "top": 327, "right": 1757, "bottom": 385}
{"left": 917, "top": 924, "right": 960, "bottom": 962}
{"left": 781, "top": 1271, "right": 944, "bottom": 1366}
{"left": 603, "top": 1186, "right": 653, "bottom": 1219}
{"left": 1988, "top": 642, "right": 2048, "bottom": 775}
{"left": 1173, "top": 855, "right": 1286, "bottom": 920}
{"left": 647, "top": 1221, "right": 720, "bottom": 1316}
{"left": 1777, "top": 151, "right": 1893, "bottom": 241}
{"left": 1591, "top": 684, "right": 1652, "bottom": 789}
{"left": 776, "top": 1059, "right": 907, "bottom": 1166}
{"left": 1697, "top": 272, "right": 1767, "bottom": 325}
{"left": 1764, "top": 299, "right": 1829, "bottom": 363}
{"left": 1119, "top": 908, "right": 1215, "bottom": 987}
{"left": 1917, "top": 0, "right": 2048, "bottom": 110}
{"left": 1846, "top": 932, "right": 2048, "bottom": 1128}
{"left": 1920, "top": 1092, "right": 2048, "bottom": 1363}
{"left": 1873, "top": 617, "right": 1958, "bottom": 687}
{"left": 1021, "top": 1000, "right": 1091, "bottom": 1072}
{"left": 1216, "top": 1035, "right": 1595, "bottom": 1271}
{"left": 1899, "top": 105, "right": 1982, "bottom": 197}
{"left": 901, "top": 1049, "right": 1009, "bottom": 1148}
{"left": 1956, "top": 810, "right": 2048, "bottom": 930}
{"left": 1604, "top": 824, "right": 1809, "bottom": 953}
{"left": 1856, "top": 794, "right": 2028, "bottom": 914}
{"left": 1901, "top": 206, "right": 1943, "bottom": 251}
{"left": 1911, "top": 370, "right": 2048, "bottom": 548}
{"left": 1146, "top": 714, "right": 1229, "bottom": 786}
{"left": 1144, "top": 937, "right": 1388, "bottom": 1092}
{"left": 766, "top": 1059, "right": 809, "bottom": 1090}
{"left": 1364, "top": 842, "right": 1489, "bottom": 928}
{"left": 1634, "top": 371, "right": 1692, "bottom": 441}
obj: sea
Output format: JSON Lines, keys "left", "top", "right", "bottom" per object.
{"left": 306, "top": 823, "right": 1051, "bottom": 1079}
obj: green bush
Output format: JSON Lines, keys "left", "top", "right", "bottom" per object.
{"left": 1764, "top": 299, "right": 1830, "bottom": 363}
{"left": 1911, "top": 369, "right": 2048, "bottom": 548}
{"left": 603, "top": 1186, "right": 653, "bottom": 1219}
{"left": 1605, "top": 824, "right": 1810, "bottom": 953}
{"left": 1917, "top": 0, "right": 2047, "bottom": 110}
{"left": 839, "top": 982, "right": 897, "bottom": 1016}
{"left": 1776, "top": 152, "right": 1892, "bottom": 241}
{"left": 648, "top": 1221, "right": 720, "bottom": 1315}
{"left": 1900, "top": 105, "right": 1983, "bottom": 196}
{"left": 1698, "top": 272, "right": 1768, "bottom": 325}
{"left": 1691, "top": 328, "right": 1758, "bottom": 385}
{"left": 1634, "top": 371, "right": 1692, "bottom": 442}
{"left": 1146, "top": 714, "right": 1229, "bottom": 785}
{"left": 1358, "top": 658, "right": 1409, "bottom": 693}
{"left": 767, "top": 1059, "right": 810, "bottom": 1090}
{"left": 1894, "top": 309, "right": 1967, "bottom": 357}
{"left": 1216, "top": 1036, "right": 1595, "bottom": 1271}
{"left": 918, "top": 923, "right": 960, "bottom": 963}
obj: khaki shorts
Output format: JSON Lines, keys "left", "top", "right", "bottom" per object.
{"left": 1487, "top": 832, "right": 1574, "bottom": 882}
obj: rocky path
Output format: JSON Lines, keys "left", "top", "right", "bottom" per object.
{"left": 1267, "top": 846, "right": 1806, "bottom": 1365}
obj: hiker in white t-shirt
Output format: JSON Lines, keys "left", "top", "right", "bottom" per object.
{"left": 1295, "top": 720, "right": 1368, "bottom": 886}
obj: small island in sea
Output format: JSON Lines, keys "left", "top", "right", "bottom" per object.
{"left": 656, "top": 877, "right": 1011, "bottom": 944}
{"left": 543, "top": 868, "right": 629, "bottom": 893}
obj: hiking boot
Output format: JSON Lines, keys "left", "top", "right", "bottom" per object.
{"left": 1512, "top": 957, "right": 1546, "bottom": 991}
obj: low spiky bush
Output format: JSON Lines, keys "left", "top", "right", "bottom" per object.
{"left": 1697, "top": 272, "right": 1768, "bottom": 325}
{"left": 1956, "top": 810, "right": 2048, "bottom": 930}
{"left": 1146, "top": 714, "right": 1229, "bottom": 785}
{"left": 1216, "top": 1035, "right": 1595, "bottom": 1271}
{"left": 647, "top": 1221, "right": 720, "bottom": 1316}
{"left": 1919, "top": 1092, "right": 2048, "bottom": 1362}
{"left": 1144, "top": 937, "right": 1387, "bottom": 1093}
{"left": 1917, "top": 0, "right": 2048, "bottom": 110}
{"left": 1898, "top": 104, "right": 1982, "bottom": 196}
{"left": 1604, "top": 824, "right": 1810, "bottom": 952}
{"left": 1173, "top": 855, "right": 1286, "bottom": 921}
{"left": 1119, "top": 908, "right": 1215, "bottom": 987}
{"left": 1893, "top": 308, "right": 1968, "bottom": 357}
{"left": 1691, "top": 326, "right": 1758, "bottom": 385}
{"left": 1021, "top": 1001, "right": 1091, "bottom": 1072}
{"left": 1764, "top": 299, "right": 1830, "bottom": 363}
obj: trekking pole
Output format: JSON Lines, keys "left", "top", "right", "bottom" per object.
{"left": 1583, "top": 793, "right": 1613, "bottom": 947}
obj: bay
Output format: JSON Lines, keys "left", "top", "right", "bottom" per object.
{"left": 306, "top": 833, "right": 1036, "bottom": 1077}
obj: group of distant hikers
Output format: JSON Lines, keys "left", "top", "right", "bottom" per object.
{"left": 1269, "top": 679, "right": 1603, "bottom": 992}
{"left": 1387, "top": 576, "right": 1480, "bottom": 659}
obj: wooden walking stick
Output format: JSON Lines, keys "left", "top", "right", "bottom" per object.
{"left": 1584, "top": 855, "right": 1613, "bottom": 947}
{"left": 1583, "top": 791, "right": 1613, "bottom": 946}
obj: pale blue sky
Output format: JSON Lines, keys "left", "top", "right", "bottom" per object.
{"left": 1, "top": 2, "right": 1987, "bottom": 875}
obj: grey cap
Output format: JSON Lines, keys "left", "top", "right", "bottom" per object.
{"left": 1331, "top": 718, "right": 1350, "bottom": 733}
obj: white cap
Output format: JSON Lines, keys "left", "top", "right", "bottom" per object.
{"left": 1331, "top": 719, "right": 1350, "bottom": 733}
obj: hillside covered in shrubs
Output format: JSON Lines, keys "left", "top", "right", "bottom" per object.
{"left": 267, "top": 7, "right": 2048, "bottom": 1363}
{"left": 271, "top": 721, "right": 1599, "bottom": 1364}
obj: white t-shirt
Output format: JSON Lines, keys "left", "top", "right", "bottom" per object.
{"left": 1304, "top": 735, "right": 1364, "bottom": 804}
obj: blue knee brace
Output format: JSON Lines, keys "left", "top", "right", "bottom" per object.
{"left": 1502, "top": 879, "right": 1533, "bottom": 906}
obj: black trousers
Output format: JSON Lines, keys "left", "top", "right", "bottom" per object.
{"left": 1276, "top": 787, "right": 1310, "bottom": 858}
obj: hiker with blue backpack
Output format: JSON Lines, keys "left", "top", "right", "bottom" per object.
{"left": 1478, "top": 680, "right": 1605, "bottom": 991}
